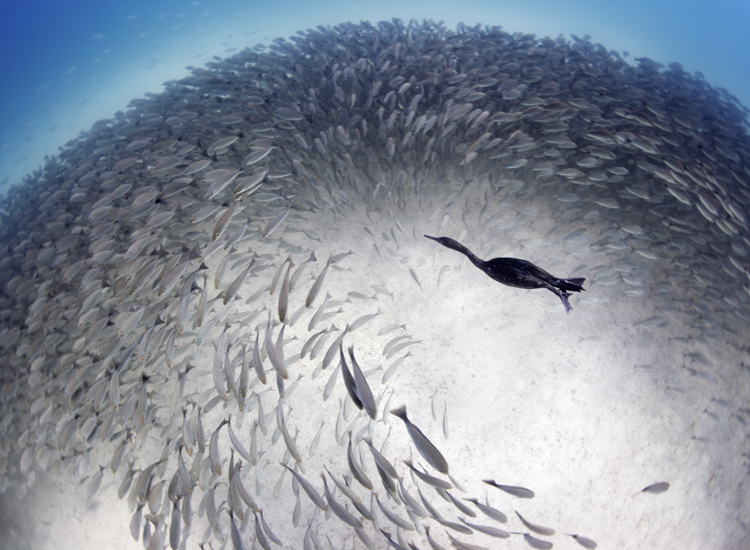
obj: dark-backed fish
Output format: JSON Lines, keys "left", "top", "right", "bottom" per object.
{"left": 391, "top": 405, "right": 448, "bottom": 474}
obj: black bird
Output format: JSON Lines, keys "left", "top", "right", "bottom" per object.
{"left": 425, "top": 235, "right": 585, "bottom": 313}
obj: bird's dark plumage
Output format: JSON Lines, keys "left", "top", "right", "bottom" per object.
{"left": 424, "top": 235, "right": 585, "bottom": 312}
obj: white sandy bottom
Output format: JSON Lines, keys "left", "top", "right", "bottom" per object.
{"left": 3, "top": 176, "right": 750, "bottom": 550}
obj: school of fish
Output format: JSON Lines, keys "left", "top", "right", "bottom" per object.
{"left": 0, "top": 18, "right": 749, "bottom": 550}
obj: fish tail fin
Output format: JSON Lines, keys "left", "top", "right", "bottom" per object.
{"left": 390, "top": 405, "right": 407, "bottom": 420}
{"left": 554, "top": 277, "right": 585, "bottom": 293}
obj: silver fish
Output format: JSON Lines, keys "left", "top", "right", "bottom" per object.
{"left": 568, "top": 534, "right": 598, "bottom": 549}
{"left": 515, "top": 511, "right": 555, "bottom": 536}
{"left": 278, "top": 261, "right": 292, "bottom": 322}
{"left": 264, "top": 315, "right": 288, "bottom": 379}
{"left": 464, "top": 497, "right": 507, "bottom": 523}
{"left": 425, "top": 526, "right": 446, "bottom": 550}
{"left": 637, "top": 481, "right": 670, "bottom": 495}
{"left": 209, "top": 419, "right": 228, "bottom": 475}
{"left": 224, "top": 258, "right": 254, "bottom": 305}
{"left": 254, "top": 510, "right": 272, "bottom": 550}
{"left": 403, "top": 458, "right": 452, "bottom": 490}
{"left": 212, "top": 202, "right": 240, "bottom": 241}
{"left": 350, "top": 309, "right": 381, "bottom": 331}
{"left": 321, "top": 474, "right": 363, "bottom": 528}
{"left": 270, "top": 255, "right": 292, "bottom": 295}
{"left": 227, "top": 418, "right": 253, "bottom": 463}
{"left": 391, "top": 405, "right": 448, "bottom": 474}
{"left": 263, "top": 202, "right": 295, "bottom": 238}
{"left": 361, "top": 435, "right": 398, "bottom": 479}
{"left": 289, "top": 251, "right": 317, "bottom": 292}
{"left": 340, "top": 344, "right": 362, "bottom": 410}
{"left": 483, "top": 480, "right": 535, "bottom": 499}
{"left": 306, "top": 254, "right": 333, "bottom": 307}
{"left": 281, "top": 463, "right": 327, "bottom": 511}
{"left": 235, "top": 166, "right": 269, "bottom": 196}
{"left": 520, "top": 533, "right": 553, "bottom": 550}
{"left": 349, "top": 346, "right": 377, "bottom": 419}
{"left": 277, "top": 402, "right": 303, "bottom": 465}
{"left": 347, "top": 431, "right": 373, "bottom": 490}
{"left": 446, "top": 532, "right": 489, "bottom": 550}
{"left": 459, "top": 518, "right": 509, "bottom": 538}
{"left": 205, "top": 168, "right": 241, "bottom": 199}
{"left": 252, "top": 328, "right": 267, "bottom": 384}
{"left": 375, "top": 493, "right": 414, "bottom": 531}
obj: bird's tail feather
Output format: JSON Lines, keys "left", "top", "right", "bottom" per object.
{"left": 554, "top": 277, "right": 585, "bottom": 293}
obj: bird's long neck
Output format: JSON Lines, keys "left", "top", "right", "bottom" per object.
{"left": 440, "top": 237, "right": 484, "bottom": 269}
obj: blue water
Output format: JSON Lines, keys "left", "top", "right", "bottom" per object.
{"left": 1, "top": 0, "right": 749, "bottom": 193}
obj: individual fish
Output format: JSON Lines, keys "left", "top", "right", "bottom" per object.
{"left": 567, "top": 534, "right": 598, "bottom": 549}
{"left": 306, "top": 254, "right": 333, "bottom": 307}
{"left": 323, "top": 364, "right": 340, "bottom": 401}
{"left": 270, "top": 255, "right": 292, "bottom": 295}
{"left": 425, "top": 526, "right": 446, "bottom": 550}
{"left": 460, "top": 518, "right": 510, "bottom": 538}
{"left": 277, "top": 402, "right": 303, "bottom": 465}
{"left": 348, "top": 346, "right": 377, "bottom": 419}
{"left": 264, "top": 315, "right": 289, "bottom": 379}
{"left": 86, "top": 465, "right": 105, "bottom": 499}
{"left": 263, "top": 202, "right": 295, "bottom": 237}
{"left": 636, "top": 481, "right": 670, "bottom": 495}
{"left": 289, "top": 251, "right": 316, "bottom": 292}
{"left": 463, "top": 497, "right": 507, "bottom": 523}
{"left": 350, "top": 309, "right": 381, "bottom": 331}
{"left": 227, "top": 418, "right": 253, "bottom": 463}
{"left": 321, "top": 474, "right": 363, "bottom": 528}
{"left": 361, "top": 435, "right": 398, "bottom": 479}
{"left": 483, "top": 480, "right": 535, "bottom": 498}
{"left": 339, "top": 344, "right": 363, "bottom": 413}
{"left": 442, "top": 489, "right": 475, "bottom": 517}
{"left": 436, "top": 517, "right": 473, "bottom": 535}
{"left": 378, "top": 323, "right": 405, "bottom": 336}
{"left": 205, "top": 168, "right": 241, "bottom": 200}
{"left": 382, "top": 352, "right": 412, "bottom": 383}
{"left": 229, "top": 510, "right": 246, "bottom": 550}
{"left": 380, "top": 529, "right": 410, "bottom": 550}
{"left": 347, "top": 431, "right": 373, "bottom": 490}
{"left": 170, "top": 501, "right": 182, "bottom": 550}
{"left": 308, "top": 420, "right": 326, "bottom": 458}
{"left": 404, "top": 459, "right": 453, "bottom": 491}
{"left": 213, "top": 202, "right": 241, "bottom": 241}
{"left": 375, "top": 493, "right": 414, "bottom": 531}
{"left": 446, "top": 532, "right": 488, "bottom": 550}
{"left": 515, "top": 511, "right": 555, "bottom": 536}
{"left": 321, "top": 326, "right": 350, "bottom": 369}
{"left": 281, "top": 463, "right": 327, "bottom": 511}
{"left": 278, "top": 261, "right": 292, "bottom": 322}
{"left": 260, "top": 509, "right": 282, "bottom": 545}
{"left": 177, "top": 446, "right": 192, "bottom": 494}
{"left": 391, "top": 405, "right": 448, "bottom": 474}
{"left": 252, "top": 328, "right": 267, "bottom": 384}
{"left": 424, "top": 235, "right": 585, "bottom": 312}
{"left": 518, "top": 533, "right": 554, "bottom": 550}
{"left": 224, "top": 221, "right": 249, "bottom": 250}
{"left": 254, "top": 510, "right": 272, "bottom": 550}
{"left": 209, "top": 419, "right": 228, "bottom": 475}
{"left": 235, "top": 166, "right": 269, "bottom": 195}
{"left": 397, "top": 479, "right": 428, "bottom": 518}
{"left": 196, "top": 275, "right": 208, "bottom": 327}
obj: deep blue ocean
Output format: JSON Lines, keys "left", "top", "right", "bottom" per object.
{"left": 1, "top": 0, "right": 749, "bottom": 193}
